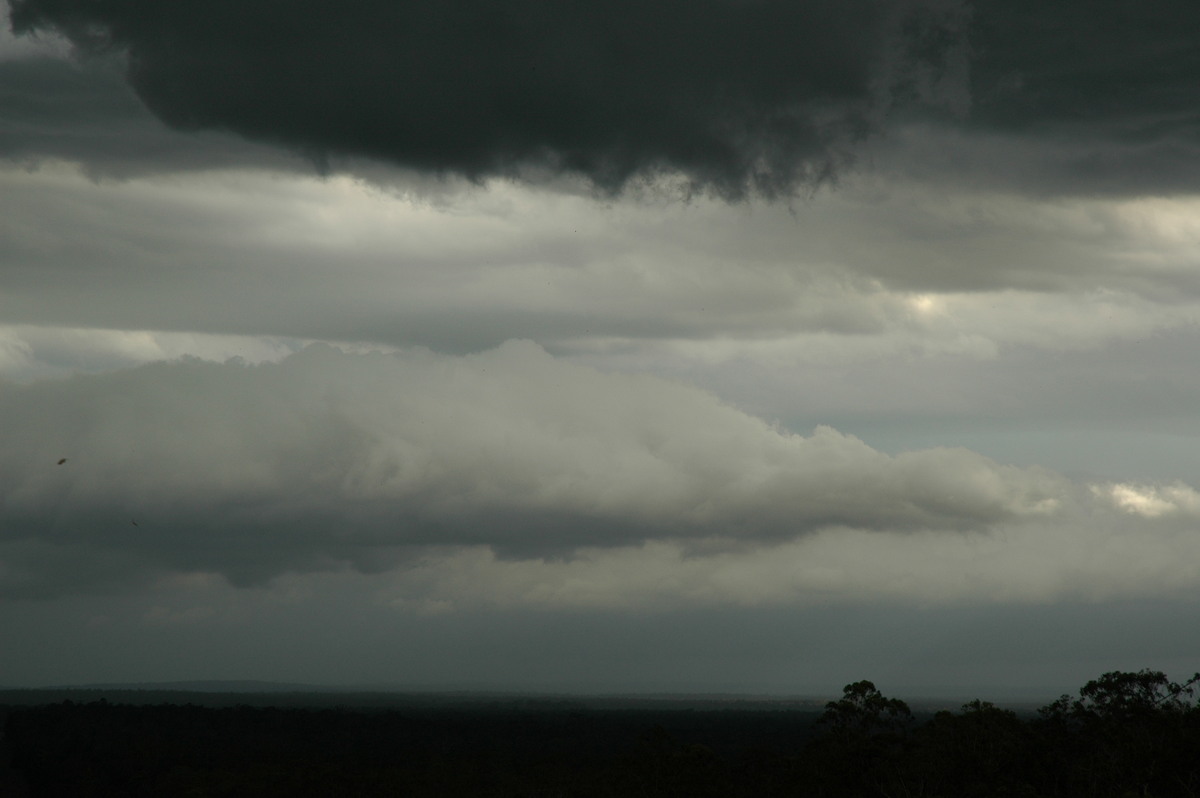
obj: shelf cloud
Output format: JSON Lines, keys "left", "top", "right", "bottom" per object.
{"left": 1, "top": 342, "right": 1066, "bottom": 597}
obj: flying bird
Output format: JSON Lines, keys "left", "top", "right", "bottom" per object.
{"left": 57, "top": 458, "right": 67, "bottom": 465}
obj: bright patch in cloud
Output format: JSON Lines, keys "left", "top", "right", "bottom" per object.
{"left": 1097, "top": 482, "right": 1200, "bottom": 518}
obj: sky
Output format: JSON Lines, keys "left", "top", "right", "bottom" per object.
{"left": 2, "top": 0, "right": 1200, "bottom": 700}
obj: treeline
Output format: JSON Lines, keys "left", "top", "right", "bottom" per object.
{"left": 2, "top": 669, "right": 1199, "bottom": 797}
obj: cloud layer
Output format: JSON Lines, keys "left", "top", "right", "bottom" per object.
{"left": 10, "top": 0, "right": 1200, "bottom": 197}
{"left": 1, "top": 342, "right": 1067, "bottom": 597}
{"left": 7, "top": 0, "right": 967, "bottom": 196}
{"left": 5, "top": 2, "right": 1200, "bottom": 695}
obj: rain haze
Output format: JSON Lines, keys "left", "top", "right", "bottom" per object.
{"left": 3, "top": 0, "right": 1200, "bottom": 700}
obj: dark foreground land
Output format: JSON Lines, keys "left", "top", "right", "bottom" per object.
{"left": 2, "top": 670, "right": 1198, "bottom": 797}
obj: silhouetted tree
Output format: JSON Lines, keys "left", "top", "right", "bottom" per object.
{"left": 1037, "top": 669, "right": 1200, "bottom": 797}
{"left": 808, "top": 681, "right": 914, "bottom": 796}
{"left": 916, "top": 700, "right": 1034, "bottom": 797}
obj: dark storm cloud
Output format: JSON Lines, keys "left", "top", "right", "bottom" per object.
{"left": 967, "top": 0, "right": 1200, "bottom": 135}
{"left": 880, "top": 0, "right": 1200, "bottom": 196}
{"left": 9, "top": 0, "right": 1200, "bottom": 196}
{"left": 7, "top": 0, "right": 968, "bottom": 197}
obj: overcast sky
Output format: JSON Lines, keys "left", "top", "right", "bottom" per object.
{"left": 3, "top": 0, "right": 1200, "bottom": 699}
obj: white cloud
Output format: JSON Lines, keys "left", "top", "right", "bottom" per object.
{"left": 1096, "top": 481, "right": 1200, "bottom": 518}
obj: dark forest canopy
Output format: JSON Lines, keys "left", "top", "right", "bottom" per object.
{"left": 3, "top": 669, "right": 1198, "bottom": 797}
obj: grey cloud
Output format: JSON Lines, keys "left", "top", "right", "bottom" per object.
{"left": 0, "top": 55, "right": 305, "bottom": 176}
{"left": 8, "top": 577, "right": 1200, "bottom": 695}
{"left": 0, "top": 164, "right": 924, "bottom": 350}
{"left": 12, "top": 160, "right": 1197, "bottom": 364}
{"left": 867, "top": 121, "right": 1200, "bottom": 199}
{"left": 0, "top": 341, "right": 1065, "bottom": 597}
{"left": 7, "top": 0, "right": 967, "bottom": 198}
{"left": 654, "top": 326, "right": 1200, "bottom": 481}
